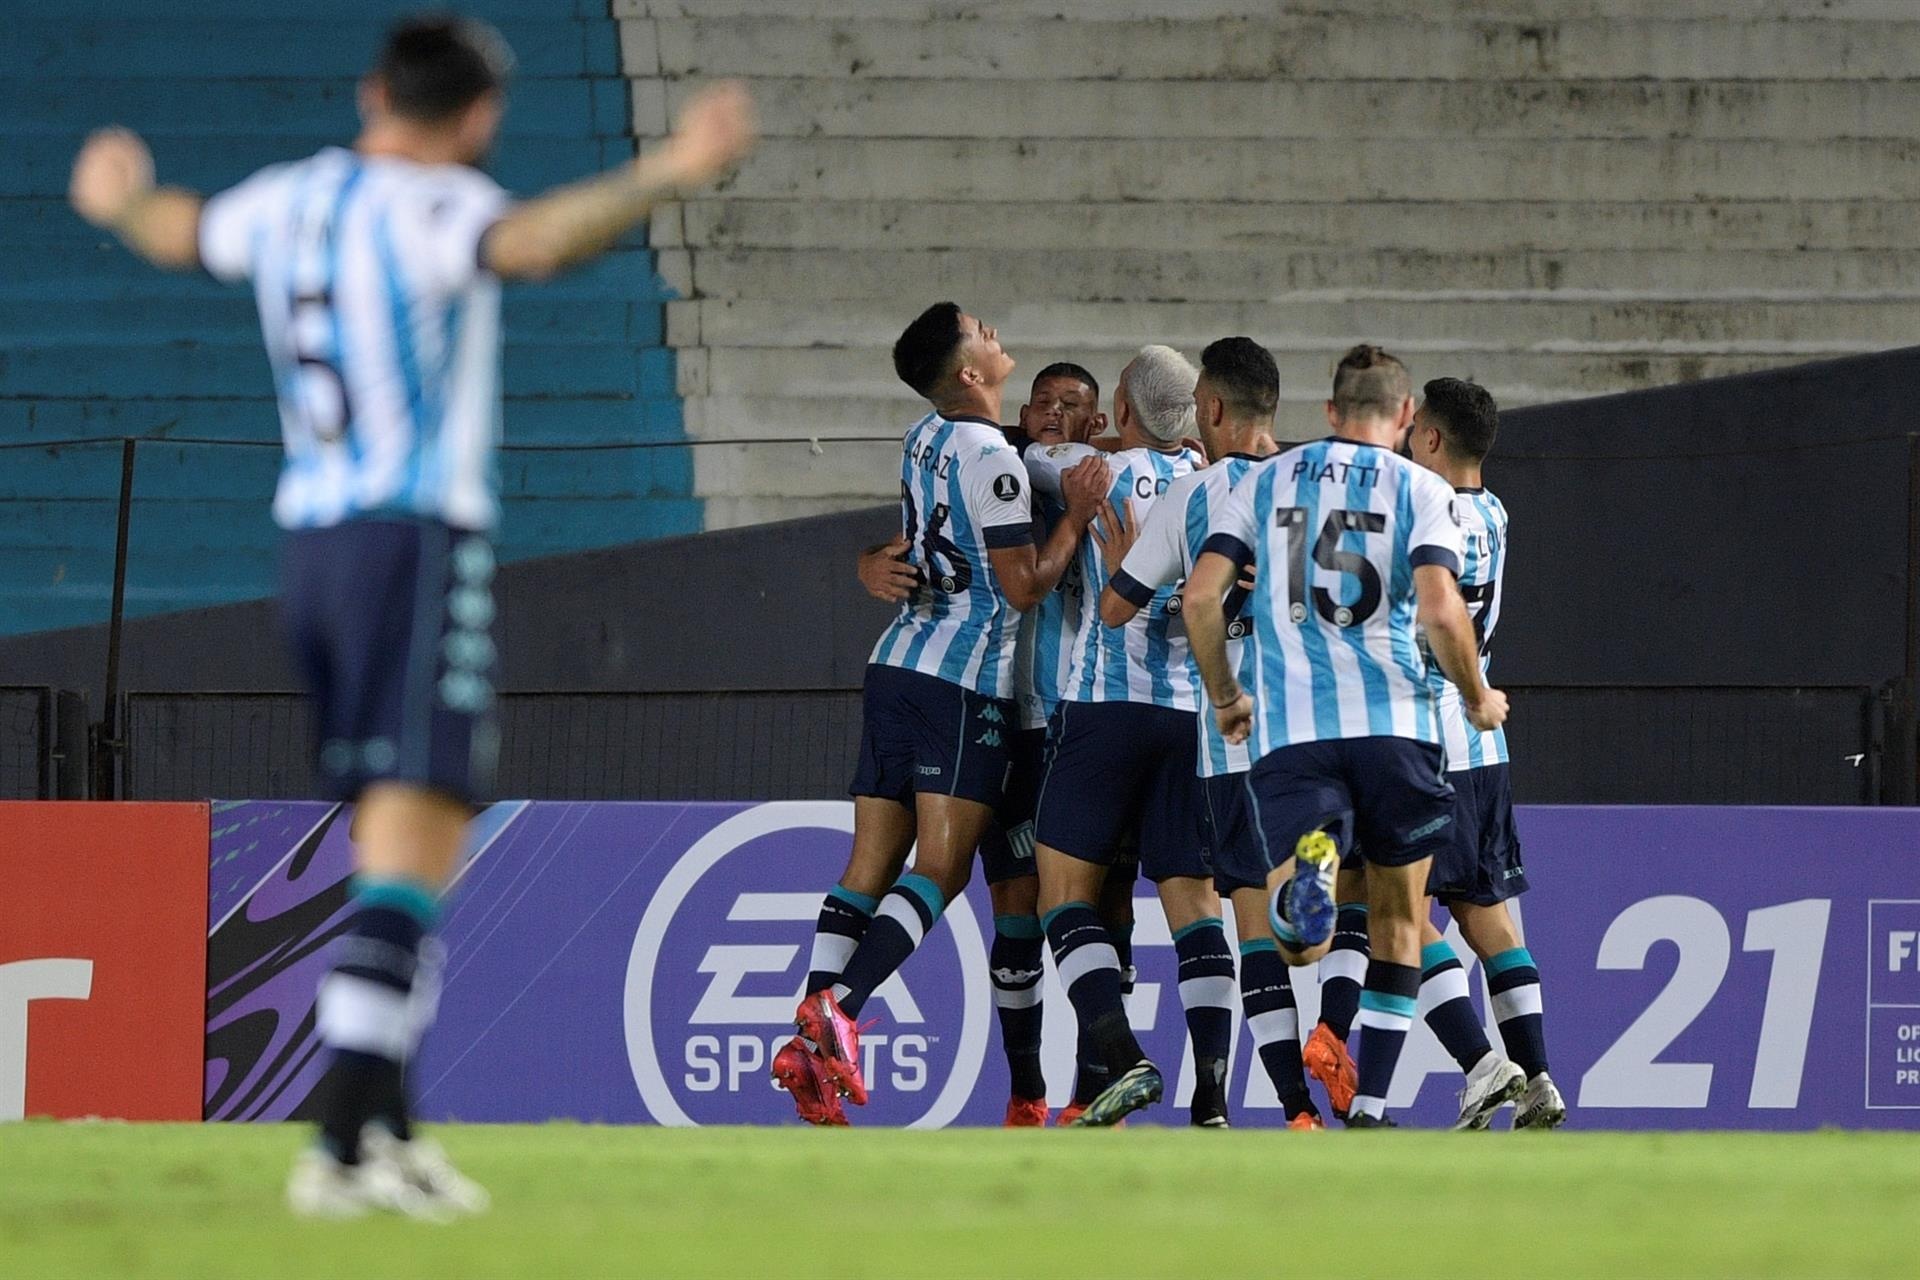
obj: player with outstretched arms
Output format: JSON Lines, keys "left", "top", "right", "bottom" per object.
{"left": 1180, "top": 345, "right": 1508, "bottom": 1128}
{"left": 68, "top": 15, "right": 754, "bottom": 1216}
{"left": 1094, "top": 337, "right": 1325, "bottom": 1129}
{"left": 1024, "top": 345, "right": 1226, "bottom": 1128}
{"left": 777, "top": 304, "right": 1107, "bottom": 1123}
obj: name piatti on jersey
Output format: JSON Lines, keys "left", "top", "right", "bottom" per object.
{"left": 870, "top": 413, "right": 1035, "bottom": 700}
{"left": 1203, "top": 439, "right": 1464, "bottom": 757}
{"left": 1430, "top": 487, "right": 1512, "bottom": 772}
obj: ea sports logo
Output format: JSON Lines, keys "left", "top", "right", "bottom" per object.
{"left": 623, "top": 803, "right": 990, "bottom": 1128}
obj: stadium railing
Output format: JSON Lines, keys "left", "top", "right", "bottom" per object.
{"left": 123, "top": 683, "right": 1885, "bottom": 806}
{"left": 0, "top": 684, "right": 89, "bottom": 800}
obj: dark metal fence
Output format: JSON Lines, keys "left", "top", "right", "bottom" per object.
{"left": 0, "top": 685, "right": 87, "bottom": 799}
{"left": 121, "top": 683, "right": 1884, "bottom": 806}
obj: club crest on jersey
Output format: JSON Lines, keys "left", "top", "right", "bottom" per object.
{"left": 624, "top": 804, "right": 990, "bottom": 1129}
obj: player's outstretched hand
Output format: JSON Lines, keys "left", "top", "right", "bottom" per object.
{"left": 1466, "top": 686, "right": 1509, "bottom": 732}
{"left": 857, "top": 535, "right": 920, "bottom": 603}
{"left": 1061, "top": 456, "right": 1110, "bottom": 526}
{"left": 1215, "top": 691, "right": 1255, "bottom": 745}
{"left": 71, "top": 127, "right": 155, "bottom": 227}
{"left": 658, "top": 81, "right": 757, "bottom": 190}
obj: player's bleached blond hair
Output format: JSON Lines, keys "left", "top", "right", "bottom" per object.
{"left": 1123, "top": 344, "right": 1198, "bottom": 443}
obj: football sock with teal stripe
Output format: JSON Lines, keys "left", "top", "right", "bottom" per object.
{"left": 991, "top": 914, "right": 1047, "bottom": 1101}
{"left": 834, "top": 874, "right": 943, "bottom": 1019}
{"left": 1046, "top": 902, "right": 1145, "bottom": 1078}
{"left": 1317, "top": 905, "right": 1370, "bottom": 1041}
{"left": 1175, "top": 918, "right": 1235, "bottom": 1115}
{"left": 806, "top": 885, "right": 876, "bottom": 994}
{"left": 1240, "top": 939, "right": 1316, "bottom": 1121}
{"left": 316, "top": 875, "right": 438, "bottom": 1164}
{"left": 1420, "top": 939, "right": 1495, "bottom": 1074}
{"left": 1351, "top": 960, "right": 1421, "bottom": 1122}
{"left": 1486, "top": 947, "right": 1550, "bottom": 1078}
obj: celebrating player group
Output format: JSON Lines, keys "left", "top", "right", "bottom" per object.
{"left": 779, "top": 303, "right": 1568, "bottom": 1134}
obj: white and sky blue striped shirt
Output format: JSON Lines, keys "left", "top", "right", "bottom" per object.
{"left": 1009, "top": 490, "right": 1087, "bottom": 730}
{"left": 1431, "top": 487, "right": 1511, "bottom": 771}
{"left": 199, "top": 148, "right": 509, "bottom": 532}
{"left": 870, "top": 413, "right": 1034, "bottom": 699}
{"left": 1031, "top": 443, "right": 1206, "bottom": 711}
{"left": 1113, "top": 454, "right": 1263, "bottom": 777}
{"left": 1204, "top": 439, "right": 1464, "bottom": 758}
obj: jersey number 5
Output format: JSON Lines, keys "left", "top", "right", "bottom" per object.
{"left": 901, "top": 482, "right": 973, "bottom": 596}
{"left": 1276, "top": 506, "right": 1384, "bottom": 628}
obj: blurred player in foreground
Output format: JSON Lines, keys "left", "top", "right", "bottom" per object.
{"left": 1182, "top": 345, "right": 1508, "bottom": 1127}
{"left": 70, "top": 14, "right": 754, "bottom": 1215}
{"left": 779, "top": 304, "right": 1107, "bottom": 1123}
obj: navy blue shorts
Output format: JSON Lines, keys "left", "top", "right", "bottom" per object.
{"left": 1428, "top": 763, "right": 1529, "bottom": 906}
{"left": 981, "top": 726, "right": 1046, "bottom": 884}
{"left": 280, "top": 518, "right": 498, "bottom": 804}
{"left": 849, "top": 664, "right": 1014, "bottom": 810}
{"left": 1034, "top": 701, "right": 1208, "bottom": 883}
{"left": 1245, "top": 737, "right": 1455, "bottom": 871}
{"left": 1202, "top": 772, "right": 1270, "bottom": 894}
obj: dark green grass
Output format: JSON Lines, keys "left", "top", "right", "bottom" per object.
{"left": 0, "top": 1123, "right": 1913, "bottom": 1278}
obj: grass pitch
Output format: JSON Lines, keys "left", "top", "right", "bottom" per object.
{"left": 0, "top": 1123, "right": 1913, "bottom": 1278}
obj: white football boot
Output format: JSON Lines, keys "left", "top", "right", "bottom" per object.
{"left": 1451, "top": 1055, "right": 1527, "bottom": 1131}
{"left": 286, "top": 1144, "right": 447, "bottom": 1222}
{"left": 1514, "top": 1072, "right": 1568, "bottom": 1130}
{"left": 363, "top": 1126, "right": 491, "bottom": 1217}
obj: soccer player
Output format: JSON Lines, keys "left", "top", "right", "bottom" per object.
{"left": 1027, "top": 345, "right": 1220, "bottom": 1128}
{"left": 67, "top": 15, "right": 755, "bottom": 1215}
{"left": 1307, "top": 379, "right": 1564, "bottom": 1129}
{"left": 850, "top": 361, "right": 1113, "bottom": 1126}
{"left": 777, "top": 304, "right": 1108, "bottom": 1122}
{"left": 1096, "top": 337, "right": 1323, "bottom": 1130}
{"left": 1182, "top": 345, "right": 1509, "bottom": 1128}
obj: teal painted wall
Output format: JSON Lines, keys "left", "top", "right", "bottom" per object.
{"left": 0, "top": 0, "right": 694, "bottom": 635}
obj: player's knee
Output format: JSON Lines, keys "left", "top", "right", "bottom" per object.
{"left": 1280, "top": 938, "right": 1331, "bottom": 968}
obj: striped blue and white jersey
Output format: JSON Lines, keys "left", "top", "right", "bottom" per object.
{"left": 870, "top": 413, "right": 1035, "bottom": 699}
{"left": 1113, "top": 455, "right": 1263, "bottom": 777}
{"left": 199, "top": 148, "right": 509, "bottom": 532}
{"left": 1032, "top": 443, "right": 1206, "bottom": 710}
{"left": 1009, "top": 490, "right": 1087, "bottom": 730}
{"left": 1430, "top": 487, "right": 1511, "bottom": 771}
{"left": 1204, "top": 438, "right": 1464, "bottom": 757}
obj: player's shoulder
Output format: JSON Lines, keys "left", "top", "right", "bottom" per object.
{"left": 368, "top": 157, "right": 507, "bottom": 215}
{"left": 1163, "top": 467, "right": 1212, "bottom": 506}
{"left": 1027, "top": 440, "right": 1098, "bottom": 469}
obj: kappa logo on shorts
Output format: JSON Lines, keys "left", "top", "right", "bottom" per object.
{"left": 1409, "top": 814, "right": 1454, "bottom": 841}
{"left": 624, "top": 803, "right": 989, "bottom": 1129}
{"left": 992, "top": 473, "right": 1022, "bottom": 502}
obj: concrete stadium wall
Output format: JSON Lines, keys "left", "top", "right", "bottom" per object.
{"left": 620, "top": 0, "right": 1920, "bottom": 527}
{"left": 0, "top": 0, "right": 693, "bottom": 636}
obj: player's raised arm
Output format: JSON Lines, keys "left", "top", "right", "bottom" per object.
{"left": 989, "top": 455, "right": 1107, "bottom": 612}
{"left": 69, "top": 128, "right": 204, "bottom": 272}
{"left": 1098, "top": 477, "right": 1187, "bottom": 629}
{"left": 483, "top": 82, "right": 755, "bottom": 282}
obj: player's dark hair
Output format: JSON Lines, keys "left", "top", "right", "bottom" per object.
{"left": 1331, "top": 344, "right": 1411, "bottom": 420}
{"left": 1031, "top": 361, "right": 1099, "bottom": 400}
{"left": 1421, "top": 377, "right": 1500, "bottom": 462}
{"left": 893, "top": 301, "right": 967, "bottom": 398}
{"left": 374, "top": 14, "right": 515, "bottom": 124}
{"left": 1200, "top": 337, "right": 1279, "bottom": 419}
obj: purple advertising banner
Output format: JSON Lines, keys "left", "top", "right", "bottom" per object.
{"left": 206, "top": 801, "right": 1920, "bottom": 1129}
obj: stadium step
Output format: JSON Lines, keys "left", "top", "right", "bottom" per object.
{"left": 0, "top": 77, "right": 630, "bottom": 139}
{"left": 0, "top": 296, "right": 664, "bottom": 346}
{"left": 646, "top": 76, "right": 1920, "bottom": 142}
{"left": 629, "top": 14, "right": 1920, "bottom": 82}
{"left": 4, "top": 18, "right": 619, "bottom": 79}
{"left": 658, "top": 197, "right": 1920, "bottom": 256}
{"left": 616, "top": 0, "right": 1909, "bottom": 17}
